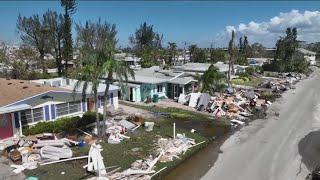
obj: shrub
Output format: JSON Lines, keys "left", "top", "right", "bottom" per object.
{"left": 22, "top": 112, "right": 101, "bottom": 136}
{"left": 231, "top": 78, "right": 245, "bottom": 84}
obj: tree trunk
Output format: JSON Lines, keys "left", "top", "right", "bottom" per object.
{"left": 57, "top": 39, "right": 63, "bottom": 76}
{"left": 40, "top": 51, "right": 46, "bottom": 75}
{"left": 102, "top": 80, "right": 111, "bottom": 137}
{"left": 94, "top": 90, "right": 101, "bottom": 138}
{"left": 228, "top": 56, "right": 231, "bottom": 81}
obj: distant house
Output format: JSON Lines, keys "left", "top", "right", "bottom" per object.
{"left": 174, "top": 62, "right": 247, "bottom": 75}
{"left": 247, "top": 58, "right": 270, "bottom": 67}
{"left": 117, "top": 62, "right": 247, "bottom": 102}
{"left": 296, "top": 48, "right": 316, "bottom": 65}
{"left": 112, "top": 66, "right": 198, "bottom": 102}
{"left": 114, "top": 53, "right": 141, "bottom": 69}
{"left": 0, "top": 78, "right": 119, "bottom": 140}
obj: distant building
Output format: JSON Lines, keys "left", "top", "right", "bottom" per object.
{"left": 296, "top": 48, "right": 316, "bottom": 65}
{"left": 114, "top": 53, "right": 141, "bottom": 69}
{"left": 111, "top": 66, "right": 197, "bottom": 102}
{"left": 247, "top": 58, "right": 270, "bottom": 67}
{"left": 115, "top": 62, "right": 247, "bottom": 102}
{"left": 174, "top": 62, "right": 247, "bottom": 75}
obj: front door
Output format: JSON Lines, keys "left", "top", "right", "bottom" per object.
{"left": 0, "top": 114, "right": 13, "bottom": 140}
{"left": 87, "top": 99, "right": 95, "bottom": 112}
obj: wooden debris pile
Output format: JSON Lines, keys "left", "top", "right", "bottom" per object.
{"left": 156, "top": 134, "right": 195, "bottom": 163}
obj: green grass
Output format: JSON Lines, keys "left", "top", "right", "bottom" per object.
{"left": 25, "top": 122, "right": 208, "bottom": 179}
{"left": 25, "top": 102, "right": 231, "bottom": 179}
{"left": 231, "top": 77, "right": 264, "bottom": 87}
{"left": 122, "top": 101, "right": 212, "bottom": 121}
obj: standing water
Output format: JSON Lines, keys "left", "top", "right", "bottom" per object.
{"left": 162, "top": 120, "right": 231, "bottom": 180}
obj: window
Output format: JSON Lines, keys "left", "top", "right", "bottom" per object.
{"left": 21, "top": 110, "right": 32, "bottom": 126}
{"left": 69, "top": 101, "right": 81, "bottom": 113}
{"left": 157, "top": 84, "right": 163, "bottom": 92}
{"left": 56, "top": 103, "right": 69, "bottom": 117}
{"left": 56, "top": 101, "right": 81, "bottom": 117}
{"left": 32, "top": 107, "right": 43, "bottom": 122}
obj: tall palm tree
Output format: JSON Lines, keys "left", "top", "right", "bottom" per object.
{"left": 74, "top": 54, "right": 104, "bottom": 138}
{"left": 199, "top": 65, "right": 226, "bottom": 95}
{"left": 228, "top": 30, "right": 236, "bottom": 81}
{"left": 167, "top": 42, "right": 177, "bottom": 67}
{"left": 189, "top": 44, "right": 198, "bottom": 62}
{"left": 101, "top": 58, "right": 135, "bottom": 137}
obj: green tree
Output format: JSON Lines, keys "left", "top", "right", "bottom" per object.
{"left": 210, "top": 49, "right": 227, "bottom": 63}
{"left": 129, "top": 22, "right": 163, "bottom": 68}
{"left": 43, "top": 10, "right": 64, "bottom": 76}
{"left": 17, "top": 14, "right": 49, "bottom": 74}
{"left": 237, "top": 35, "right": 249, "bottom": 65}
{"left": 199, "top": 65, "right": 226, "bottom": 95}
{"left": 10, "top": 45, "right": 39, "bottom": 79}
{"left": 167, "top": 42, "right": 178, "bottom": 66}
{"left": 73, "top": 56, "right": 103, "bottom": 138}
{"left": 194, "top": 48, "right": 207, "bottom": 63}
{"left": 189, "top": 44, "right": 198, "bottom": 62}
{"left": 101, "top": 59, "right": 134, "bottom": 136}
{"left": 250, "top": 43, "right": 268, "bottom": 58}
{"left": 61, "top": 0, "right": 76, "bottom": 77}
{"left": 76, "top": 19, "right": 134, "bottom": 137}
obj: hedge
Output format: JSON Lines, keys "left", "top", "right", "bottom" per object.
{"left": 22, "top": 112, "right": 103, "bottom": 136}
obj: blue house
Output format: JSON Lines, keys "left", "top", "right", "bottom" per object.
{"left": 0, "top": 78, "right": 119, "bottom": 140}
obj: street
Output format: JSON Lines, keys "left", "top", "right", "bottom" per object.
{"left": 202, "top": 69, "right": 320, "bottom": 180}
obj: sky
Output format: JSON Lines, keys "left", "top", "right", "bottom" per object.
{"left": 1, "top": 1, "right": 320, "bottom": 48}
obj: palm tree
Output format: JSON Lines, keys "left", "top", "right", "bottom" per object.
{"left": 101, "top": 58, "right": 135, "bottom": 137}
{"left": 167, "top": 42, "right": 177, "bottom": 66}
{"left": 228, "top": 30, "right": 236, "bottom": 81}
{"left": 74, "top": 54, "right": 104, "bottom": 138}
{"left": 199, "top": 65, "right": 226, "bottom": 95}
{"left": 189, "top": 44, "right": 198, "bottom": 62}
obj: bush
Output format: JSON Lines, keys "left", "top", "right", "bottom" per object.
{"left": 231, "top": 78, "right": 245, "bottom": 84}
{"left": 22, "top": 112, "right": 102, "bottom": 136}
{"left": 241, "top": 77, "right": 250, "bottom": 82}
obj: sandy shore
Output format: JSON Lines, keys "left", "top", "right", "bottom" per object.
{"left": 202, "top": 68, "right": 320, "bottom": 180}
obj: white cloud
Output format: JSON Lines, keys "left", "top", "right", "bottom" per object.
{"left": 215, "top": 10, "right": 320, "bottom": 47}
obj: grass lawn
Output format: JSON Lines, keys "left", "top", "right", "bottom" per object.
{"left": 25, "top": 102, "right": 231, "bottom": 179}
{"left": 231, "top": 77, "right": 264, "bottom": 87}
{"left": 120, "top": 101, "right": 230, "bottom": 126}
{"left": 25, "top": 119, "right": 209, "bottom": 179}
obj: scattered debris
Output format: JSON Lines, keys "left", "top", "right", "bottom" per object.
{"left": 156, "top": 134, "right": 195, "bottom": 163}
{"left": 144, "top": 122, "right": 155, "bottom": 132}
{"left": 40, "top": 146, "right": 72, "bottom": 160}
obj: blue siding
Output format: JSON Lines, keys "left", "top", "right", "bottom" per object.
{"left": 14, "top": 112, "right": 20, "bottom": 128}
{"left": 50, "top": 104, "right": 56, "bottom": 120}
{"left": 82, "top": 101, "right": 87, "bottom": 112}
{"left": 44, "top": 105, "right": 50, "bottom": 121}
{"left": 110, "top": 93, "right": 114, "bottom": 105}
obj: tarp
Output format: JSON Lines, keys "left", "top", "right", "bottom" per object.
{"left": 197, "top": 93, "right": 210, "bottom": 109}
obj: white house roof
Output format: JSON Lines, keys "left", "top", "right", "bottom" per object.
{"left": 174, "top": 63, "right": 212, "bottom": 73}
{"left": 32, "top": 78, "right": 119, "bottom": 95}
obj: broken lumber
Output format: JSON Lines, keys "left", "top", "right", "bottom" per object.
{"left": 40, "top": 155, "right": 88, "bottom": 166}
{"left": 150, "top": 166, "right": 167, "bottom": 178}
